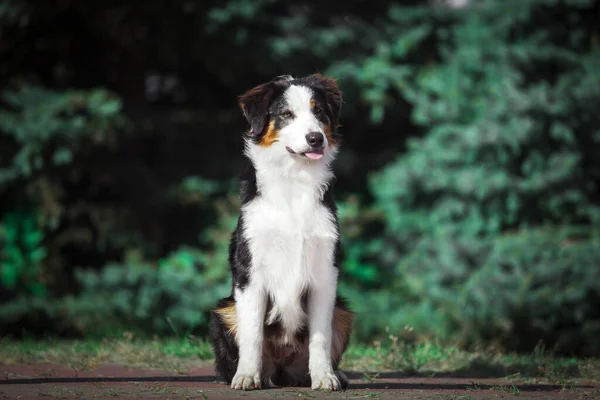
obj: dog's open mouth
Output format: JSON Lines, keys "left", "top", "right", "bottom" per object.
{"left": 286, "top": 147, "right": 324, "bottom": 160}
{"left": 303, "top": 149, "right": 324, "bottom": 160}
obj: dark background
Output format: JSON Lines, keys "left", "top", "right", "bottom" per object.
{"left": 1, "top": 0, "right": 600, "bottom": 356}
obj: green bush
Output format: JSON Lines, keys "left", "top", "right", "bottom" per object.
{"left": 69, "top": 248, "right": 230, "bottom": 337}
{"left": 0, "top": 191, "right": 239, "bottom": 338}
{"left": 338, "top": 0, "right": 600, "bottom": 355}
{"left": 0, "top": 209, "right": 47, "bottom": 298}
{"left": 0, "top": 85, "right": 126, "bottom": 189}
{"left": 0, "top": 247, "right": 231, "bottom": 338}
{"left": 55, "top": 195, "right": 240, "bottom": 337}
{"left": 347, "top": 228, "right": 600, "bottom": 355}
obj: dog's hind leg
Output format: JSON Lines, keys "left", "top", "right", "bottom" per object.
{"left": 331, "top": 297, "right": 354, "bottom": 371}
{"left": 209, "top": 296, "right": 239, "bottom": 384}
{"left": 331, "top": 298, "right": 353, "bottom": 389}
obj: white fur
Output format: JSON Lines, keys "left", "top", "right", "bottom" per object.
{"left": 232, "top": 83, "right": 341, "bottom": 390}
{"left": 231, "top": 284, "right": 266, "bottom": 390}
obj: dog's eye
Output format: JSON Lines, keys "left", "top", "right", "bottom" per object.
{"left": 314, "top": 106, "right": 323, "bottom": 114}
{"left": 281, "top": 110, "right": 294, "bottom": 119}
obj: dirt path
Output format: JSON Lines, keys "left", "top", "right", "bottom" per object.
{"left": 1, "top": 363, "right": 598, "bottom": 400}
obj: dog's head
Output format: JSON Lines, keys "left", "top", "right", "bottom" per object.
{"left": 238, "top": 74, "right": 342, "bottom": 163}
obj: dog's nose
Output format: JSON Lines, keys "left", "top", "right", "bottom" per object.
{"left": 305, "top": 132, "right": 324, "bottom": 148}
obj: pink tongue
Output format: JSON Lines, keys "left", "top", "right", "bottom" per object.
{"left": 305, "top": 152, "right": 324, "bottom": 160}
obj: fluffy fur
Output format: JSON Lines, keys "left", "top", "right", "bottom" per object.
{"left": 209, "top": 74, "right": 353, "bottom": 391}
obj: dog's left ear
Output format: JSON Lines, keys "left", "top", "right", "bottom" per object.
{"left": 238, "top": 77, "right": 290, "bottom": 136}
{"left": 305, "top": 74, "right": 343, "bottom": 133}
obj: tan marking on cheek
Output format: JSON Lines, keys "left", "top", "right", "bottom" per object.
{"left": 310, "top": 98, "right": 316, "bottom": 109}
{"left": 259, "top": 120, "right": 279, "bottom": 147}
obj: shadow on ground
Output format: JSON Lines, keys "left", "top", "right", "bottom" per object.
{"left": 345, "top": 357, "right": 586, "bottom": 380}
{"left": 1, "top": 373, "right": 595, "bottom": 393}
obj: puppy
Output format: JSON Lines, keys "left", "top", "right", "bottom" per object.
{"left": 209, "top": 74, "right": 353, "bottom": 391}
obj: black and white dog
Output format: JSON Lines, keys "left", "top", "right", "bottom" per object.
{"left": 209, "top": 74, "right": 353, "bottom": 391}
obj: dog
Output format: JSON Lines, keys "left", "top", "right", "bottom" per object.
{"left": 209, "top": 74, "right": 354, "bottom": 391}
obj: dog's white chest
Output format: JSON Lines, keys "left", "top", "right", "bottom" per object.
{"left": 242, "top": 187, "right": 338, "bottom": 337}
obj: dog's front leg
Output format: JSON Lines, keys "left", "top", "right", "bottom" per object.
{"left": 308, "top": 268, "right": 341, "bottom": 391}
{"left": 231, "top": 284, "right": 266, "bottom": 390}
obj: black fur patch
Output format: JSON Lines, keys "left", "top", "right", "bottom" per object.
{"left": 209, "top": 296, "right": 239, "bottom": 383}
{"left": 238, "top": 77, "right": 290, "bottom": 143}
{"left": 228, "top": 163, "right": 258, "bottom": 291}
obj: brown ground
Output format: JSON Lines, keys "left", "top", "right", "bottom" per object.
{"left": 1, "top": 363, "right": 598, "bottom": 400}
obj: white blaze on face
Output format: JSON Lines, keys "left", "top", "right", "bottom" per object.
{"left": 279, "top": 85, "right": 328, "bottom": 155}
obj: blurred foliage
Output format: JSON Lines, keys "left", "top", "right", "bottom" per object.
{"left": 65, "top": 246, "right": 230, "bottom": 337}
{"left": 352, "top": 0, "right": 600, "bottom": 354}
{"left": 0, "top": 86, "right": 124, "bottom": 185}
{"left": 0, "top": 247, "right": 230, "bottom": 337}
{"left": 345, "top": 227, "right": 600, "bottom": 355}
{"left": 0, "top": 209, "right": 46, "bottom": 297}
{"left": 1, "top": 0, "right": 600, "bottom": 355}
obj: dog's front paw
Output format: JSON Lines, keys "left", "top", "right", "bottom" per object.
{"left": 231, "top": 371, "right": 261, "bottom": 390}
{"left": 311, "top": 370, "right": 342, "bottom": 391}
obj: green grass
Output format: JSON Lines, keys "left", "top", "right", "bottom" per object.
{"left": 1, "top": 333, "right": 599, "bottom": 384}
{"left": 342, "top": 336, "right": 600, "bottom": 385}
{"left": 0, "top": 333, "right": 213, "bottom": 373}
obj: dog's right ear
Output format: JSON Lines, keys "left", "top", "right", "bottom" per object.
{"left": 238, "top": 77, "right": 289, "bottom": 136}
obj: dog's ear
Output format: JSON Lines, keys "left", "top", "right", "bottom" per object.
{"left": 238, "top": 77, "right": 290, "bottom": 136}
{"left": 305, "top": 74, "right": 343, "bottom": 133}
